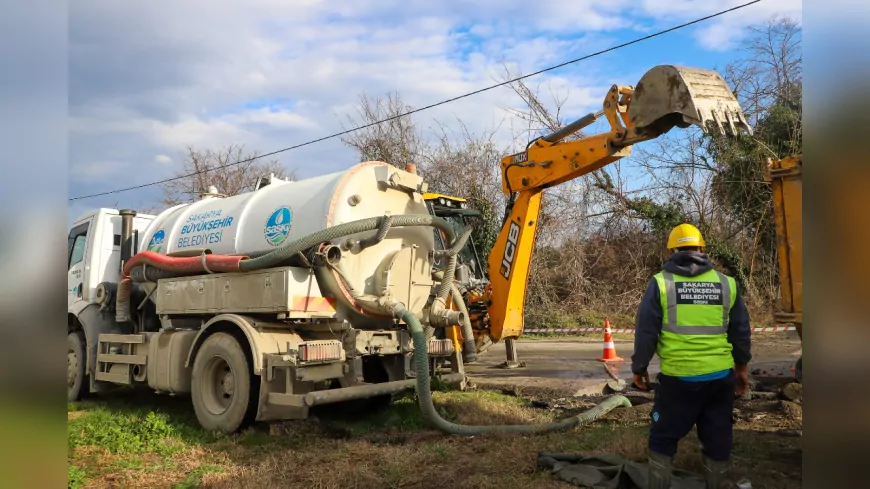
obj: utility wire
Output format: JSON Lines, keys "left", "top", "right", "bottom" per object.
{"left": 69, "top": 0, "right": 761, "bottom": 201}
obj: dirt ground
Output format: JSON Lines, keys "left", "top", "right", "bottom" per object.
{"left": 68, "top": 334, "right": 803, "bottom": 488}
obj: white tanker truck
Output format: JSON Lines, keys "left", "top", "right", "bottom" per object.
{"left": 67, "top": 162, "right": 481, "bottom": 433}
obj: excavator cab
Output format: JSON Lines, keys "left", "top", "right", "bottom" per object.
{"left": 423, "top": 193, "right": 487, "bottom": 284}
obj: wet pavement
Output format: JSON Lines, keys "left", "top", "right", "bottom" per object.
{"left": 465, "top": 336, "right": 802, "bottom": 393}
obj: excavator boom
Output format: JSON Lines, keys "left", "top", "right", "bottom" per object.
{"left": 486, "top": 65, "right": 751, "bottom": 343}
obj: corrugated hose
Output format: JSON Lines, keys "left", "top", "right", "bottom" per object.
{"left": 396, "top": 303, "right": 632, "bottom": 435}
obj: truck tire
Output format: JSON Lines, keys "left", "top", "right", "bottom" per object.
{"left": 68, "top": 331, "right": 87, "bottom": 402}
{"left": 190, "top": 333, "right": 255, "bottom": 434}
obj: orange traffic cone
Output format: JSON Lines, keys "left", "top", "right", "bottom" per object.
{"left": 597, "top": 318, "right": 624, "bottom": 363}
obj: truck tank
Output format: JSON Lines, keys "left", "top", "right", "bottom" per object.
{"left": 138, "top": 161, "right": 435, "bottom": 319}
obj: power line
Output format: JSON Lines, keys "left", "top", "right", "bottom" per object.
{"left": 69, "top": 0, "right": 761, "bottom": 201}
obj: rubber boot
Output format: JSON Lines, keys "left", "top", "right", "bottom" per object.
{"left": 702, "top": 456, "right": 732, "bottom": 489}
{"left": 648, "top": 451, "right": 673, "bottom": 489}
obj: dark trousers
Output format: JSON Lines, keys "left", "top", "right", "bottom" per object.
{"left": 648, "top": 369, "right": 735, "bottom": 461}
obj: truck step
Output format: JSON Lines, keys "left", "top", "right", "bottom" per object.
{"left": 95, "top": 372, "right": 133, "bottom": 384}
{"left": 97, "top": 353, "right": 147, "bottom": 365}
{"left": 95, "top": 334, "right": 149, "bottom": 385}
{"left": 98, "top": 333, "right": 145, "bottom": 344}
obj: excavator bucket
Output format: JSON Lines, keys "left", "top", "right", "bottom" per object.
{"left": 628, "top": 65, "right": 752, "bottom": 136}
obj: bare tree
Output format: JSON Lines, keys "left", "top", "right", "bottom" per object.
{"left": 159, "top": 144, "right": 296, "bottom": 206}
{"left": 338, "top": 92, "right": 427, "bottom": 171}
{"left": 723, "top": 16, "right": 802, "bottom": 133}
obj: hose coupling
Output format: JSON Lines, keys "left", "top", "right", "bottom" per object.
{"left": 430, "top": 307, "right": 465, "bottom": 329}
{"left": 305, "top": 243, "right": 342, "bottom": 267}
{"left": 354, "top": 294, "right": 408, "bottom": 319}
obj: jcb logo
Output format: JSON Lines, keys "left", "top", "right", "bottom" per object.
{"left": 500, "top": 222, "right": 521, "bottom": 279}
{"left": 511, "top": 152, "right": 528, "bottom": 164}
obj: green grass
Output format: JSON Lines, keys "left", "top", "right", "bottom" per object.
{"left": 67, "top": 464, "right": 88, "bottom": 489}
{"left": 68, "top": 404, "right": 216, "bottom": 456}
{"left": 424, "top": 442, "right": 451, "bottom": 458}
{"left": 67, "top": 392, "right": 230, "bottom": 487}
{"left": 67, "top": 386, "right": 801, "bottom": 488}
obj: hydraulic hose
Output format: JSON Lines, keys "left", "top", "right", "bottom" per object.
{"left": 451, "top": 281, "right": 478, "bottom": 364}
{"left": 398, "top": 305, "right": 632, "bottom": 435}
{"left": 434, "top": 226, "right": 473, "bottom": 304}
{"left": 430, "top": 226, "right": 474, "bottom": 328}
{"left": 239, "top": 214, "right": 456, "bottom": 272}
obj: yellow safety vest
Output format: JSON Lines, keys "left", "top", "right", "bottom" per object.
{"left": 653, "top": 269, "right": 736, "bottom": 377}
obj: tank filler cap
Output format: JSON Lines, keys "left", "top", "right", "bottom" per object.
{"left": 255, "top": 173, "right": 290, "bottom": 190}
{"left": 199, "top": 185, "right": 225, "bottom": 200}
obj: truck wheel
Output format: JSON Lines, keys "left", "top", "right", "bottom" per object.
{"left": 67, "top": 331, "right": 87, "bottom": 402}
{"left": 191, "top": 333, "right": 255, "bottom": 434}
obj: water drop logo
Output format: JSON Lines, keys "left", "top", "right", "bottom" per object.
{"left": 265, "top": 206, "right": 293, "bottom": 246}
{"left": 148, "top": 229, "right": 165, "bottom": 252}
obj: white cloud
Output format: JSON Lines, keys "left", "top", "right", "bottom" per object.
{"left": 638, "top": 0, "right": 803, "bottom": 51}
{"left": 68, "top": 0, "right": 802, "bottom": 211}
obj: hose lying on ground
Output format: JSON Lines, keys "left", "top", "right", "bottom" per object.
{"left": 395, "top": 303, "right": 632, "bottom": 435}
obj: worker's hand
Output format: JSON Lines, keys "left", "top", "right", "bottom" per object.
{"left": 633, "top": 372, "right": 650, "bottom": 391}
{"left": 734, "top": 364, "right": 749, "bottom": 396}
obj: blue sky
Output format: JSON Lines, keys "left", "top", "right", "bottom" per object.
{"left": 67, "top": 0, "right": 802, "bottom": 223}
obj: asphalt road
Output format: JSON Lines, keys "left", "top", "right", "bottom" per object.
{"left": 465, "top": 336, "right": 802, "bottom": 392}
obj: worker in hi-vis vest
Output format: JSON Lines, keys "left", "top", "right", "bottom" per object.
{"left": 631, "top": 223, "right": 751, "bottom": 489}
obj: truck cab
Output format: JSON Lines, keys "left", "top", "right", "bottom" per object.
{"left": 67, "top": 209, "right": 155, "bottom": 314}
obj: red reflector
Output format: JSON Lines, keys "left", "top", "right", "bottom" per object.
{"left": 298, "top": 340, "right": 342, "bottom": 362}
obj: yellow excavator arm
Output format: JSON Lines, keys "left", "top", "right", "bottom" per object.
{"left": 486, "top": 65, "right": 752, "bottom": 343}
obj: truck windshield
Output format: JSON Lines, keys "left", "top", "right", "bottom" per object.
{"left": 433, "top": 214, "right": 483, "bottom": 278}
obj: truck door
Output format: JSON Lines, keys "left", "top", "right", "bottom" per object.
{"left": 67, "top": 221, "right": 91, "bottom": 310}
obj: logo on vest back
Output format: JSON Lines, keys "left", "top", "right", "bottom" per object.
{"left": 676, "top": 281, "right": 723, "bottom": 305}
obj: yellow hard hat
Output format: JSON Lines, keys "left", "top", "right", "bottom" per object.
{"left": 667, "top": 223, "right": 706, "bottom": 249}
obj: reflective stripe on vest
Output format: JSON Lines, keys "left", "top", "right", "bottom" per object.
{"left": 654, "top": 268, "right": 736, "bottom": 377}
{"left": 661, "top": 270, "right": 731, "bottom": 336}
